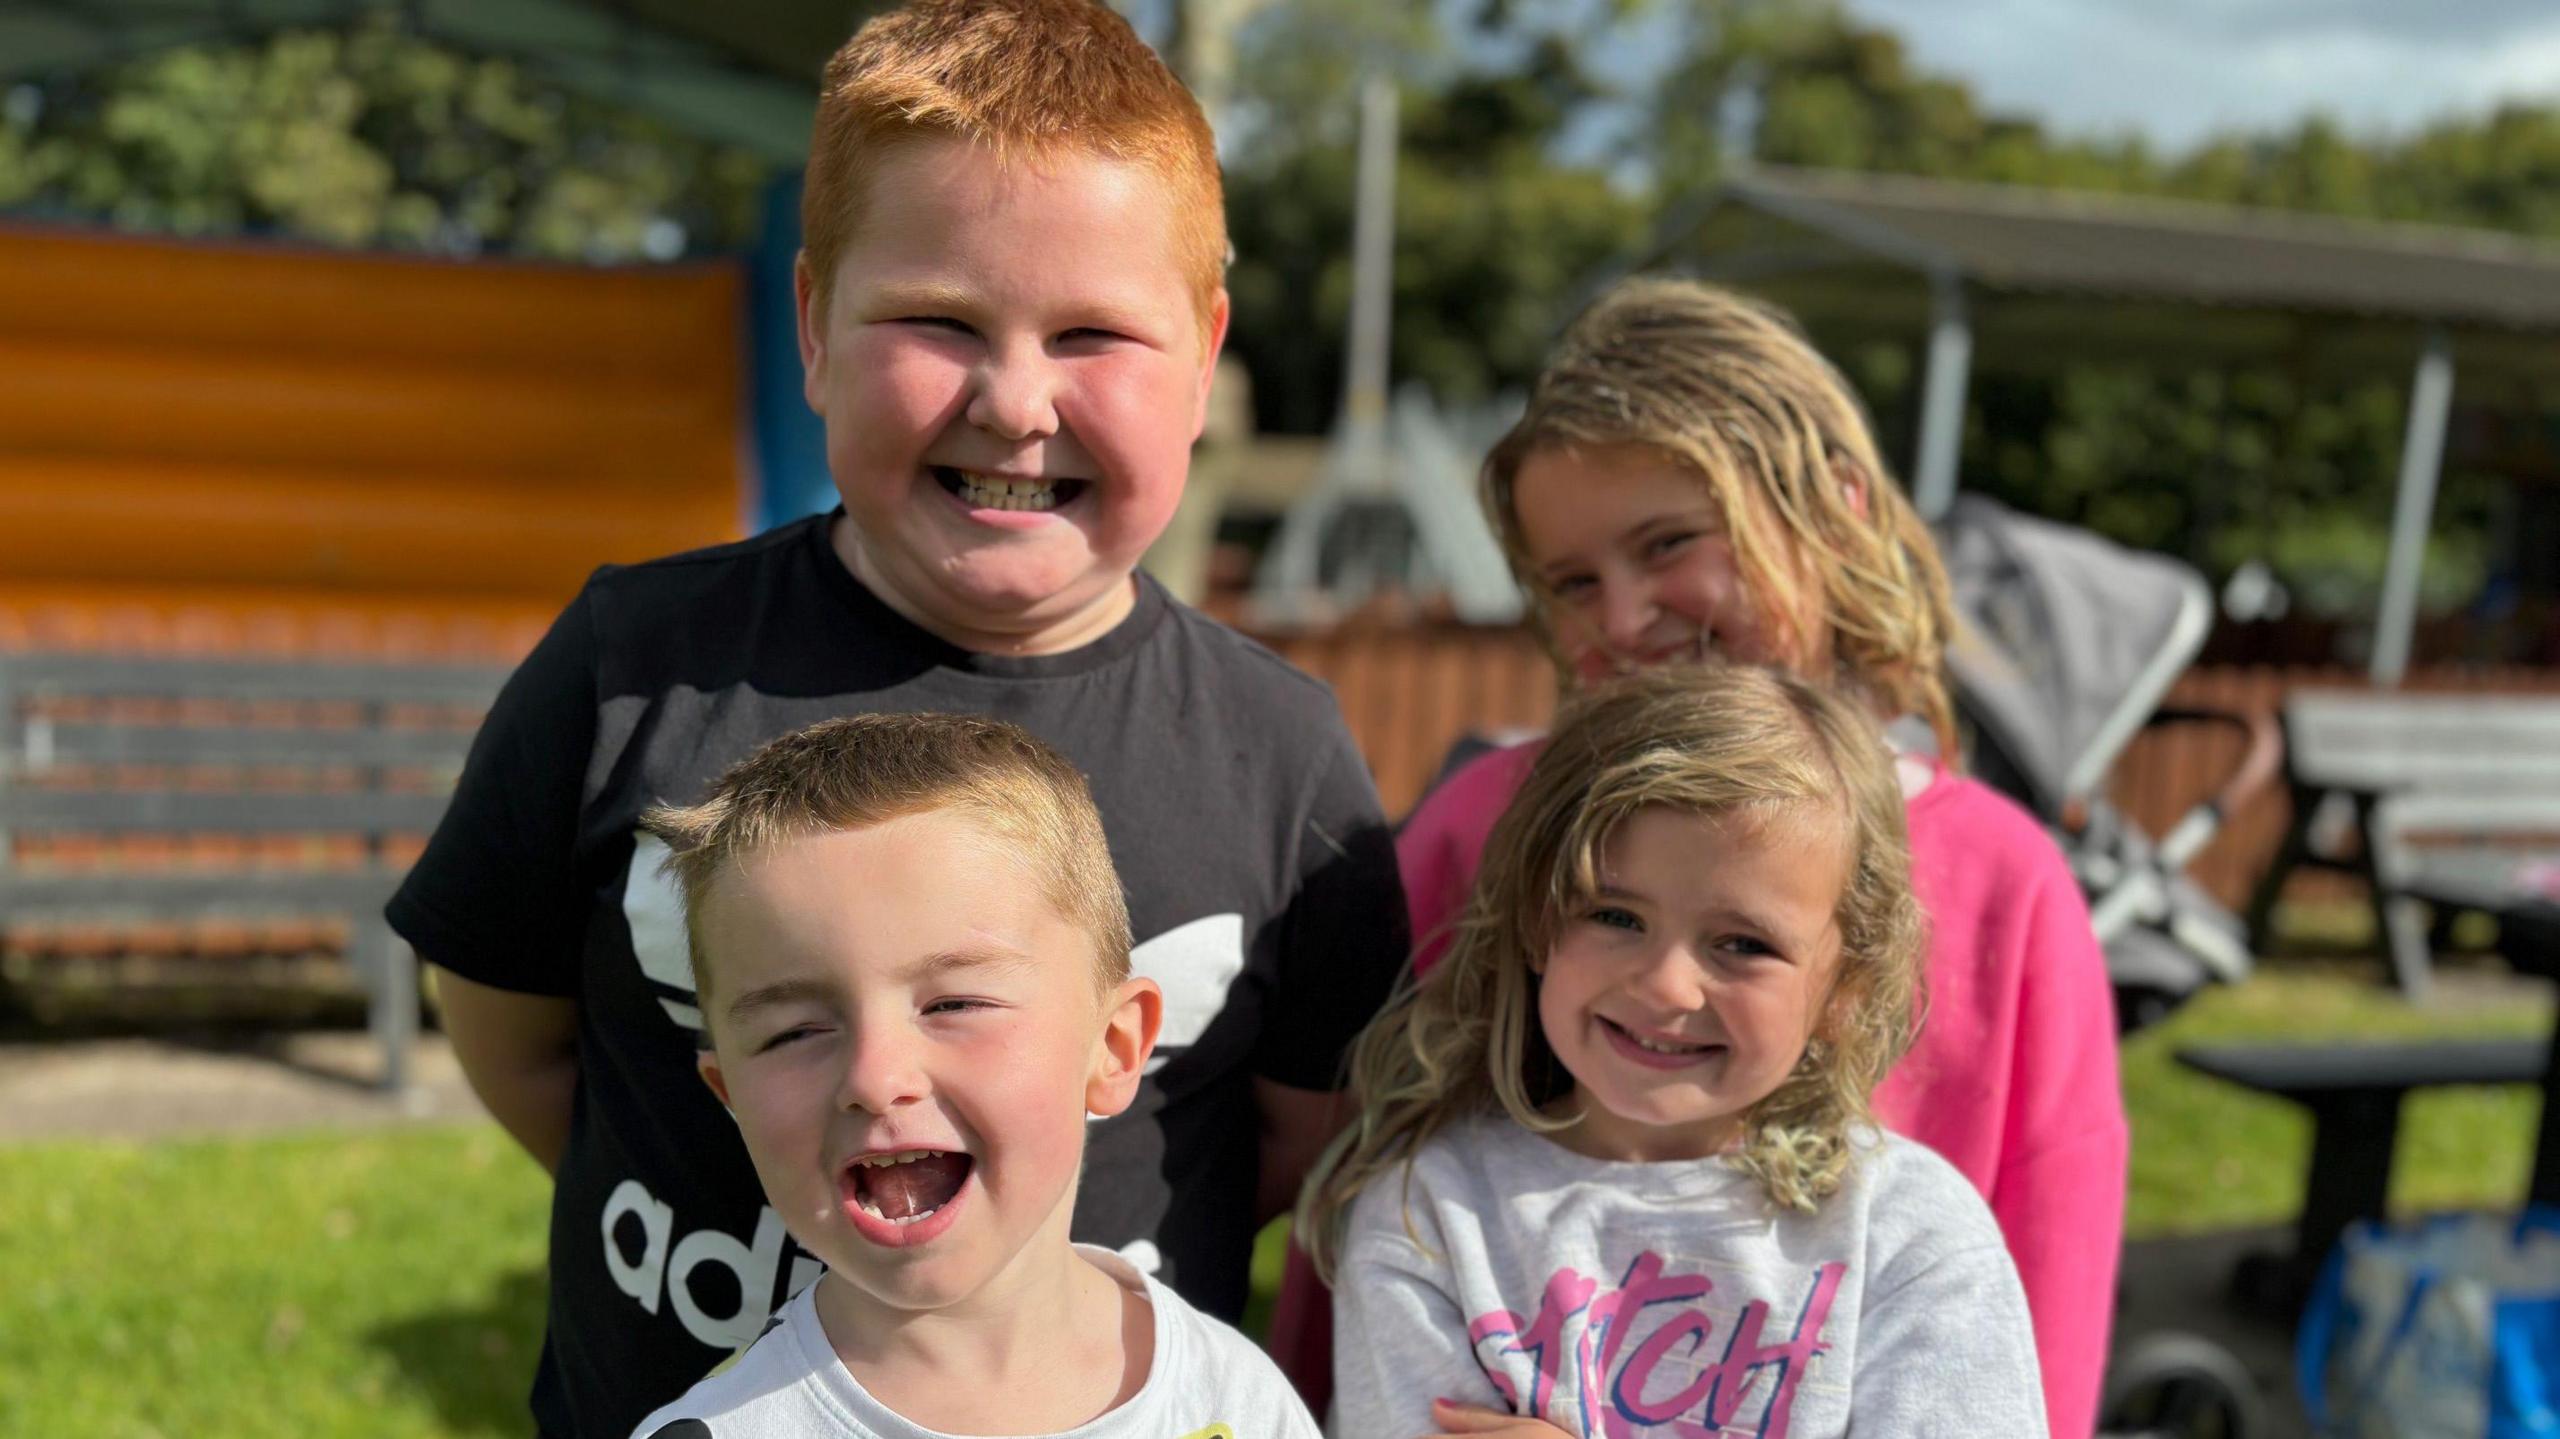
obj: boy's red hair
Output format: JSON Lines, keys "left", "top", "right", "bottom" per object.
{"left": 803, "top": 0, "right": 1227, "bottom": 332}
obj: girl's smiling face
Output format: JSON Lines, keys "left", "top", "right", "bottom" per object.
{"left": 1534, "top": 804, "right": 1846, "bottom": 1163}
{"left": 1510, "top": 443, "right": 1830, "bottom": 686}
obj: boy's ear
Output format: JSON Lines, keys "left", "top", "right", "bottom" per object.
{"left": 794, "top": 251, "right": 829, "bottom": 409}
{"left": 697, "top": 1046, "right": 732, "bottom": 1109}
{"left": 1085, "top": 976, "right": 1164, "bottom": 1119}
{"left": 1190, "top": 288, "right": 1233, "bottom": 442}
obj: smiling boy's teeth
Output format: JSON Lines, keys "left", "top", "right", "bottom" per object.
{"left": 952, "top": 470, "right": 1060, "bottom": 512}
{"left": 856, "top": 1150, "right": 946, "bottom": 1168}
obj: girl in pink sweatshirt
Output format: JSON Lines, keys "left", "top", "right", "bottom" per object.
{"left": 1275, "top": 277, "right": 2124, "bottom": 1438}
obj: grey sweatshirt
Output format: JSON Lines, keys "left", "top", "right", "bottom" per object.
{"left": 1331, "top": 1115, "right": 2047, "bottom": 1438}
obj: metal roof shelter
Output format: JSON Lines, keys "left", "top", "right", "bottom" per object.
{"left": 0, "top": 0, "right": 867, "bottom": 162}
{"left": 1647, "top": 165, "right": 2560, "bottom": 684}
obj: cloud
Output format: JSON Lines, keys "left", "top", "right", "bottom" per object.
{"left": 1843, "top": 0, "right": 2560, "bottom": 150}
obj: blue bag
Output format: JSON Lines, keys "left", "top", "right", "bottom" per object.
{"left": 2297, "top": 1207, "right": 2560, "bottom": 1438}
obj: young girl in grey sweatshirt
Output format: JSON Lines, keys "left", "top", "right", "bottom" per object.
{"left": 1300, "top": 667, "right": 2047, "bottom": 1439}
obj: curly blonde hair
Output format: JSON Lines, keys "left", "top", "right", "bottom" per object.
{"left": 1484, "top": 275, "right": 1959, "bottom": 753}
{"left": 1299, "top": 665, "right": 1926, "bottom": 1276}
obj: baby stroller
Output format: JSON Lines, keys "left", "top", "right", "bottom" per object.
{"left": 1937, "top": 494, "right": 2284, "bottom": 1439}
{"left": 1938, "top": 494, "right": 2282, "bottom": 1035}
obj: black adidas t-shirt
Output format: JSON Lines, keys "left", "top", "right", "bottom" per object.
{"left": 387, "top": 514, "right": 1407, "bottom": 1439}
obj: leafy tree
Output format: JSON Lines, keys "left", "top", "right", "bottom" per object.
{"left": 1223, "top": 15, "right": 1647, "bottom": 432}
{"left": 0, "top": 12, "right": 770, "bottom": 261}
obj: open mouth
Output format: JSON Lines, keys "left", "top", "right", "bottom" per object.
{"left": 932, "top": 466, "right": 1088, "bottom": 514}
{"left": 846, "top": 1149, "right": 973, "bottom": 1227}
{"left": 1599, "top": 1016, "right": 1721, "bottom": 1066}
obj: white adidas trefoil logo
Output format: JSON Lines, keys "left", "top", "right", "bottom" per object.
{"left": 624, "top": 834, "right": 706, "bottom": 1031}
{"left": 1123, "top": 911, "right": 1246, "bottom": 1077}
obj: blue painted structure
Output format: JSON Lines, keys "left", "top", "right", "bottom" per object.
{"left": 750, "top": 170, "right": 836, "bottom": 529}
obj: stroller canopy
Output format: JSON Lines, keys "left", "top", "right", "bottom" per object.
{"left": 1938, "top": 495, "right": 2214, "bottom": 817}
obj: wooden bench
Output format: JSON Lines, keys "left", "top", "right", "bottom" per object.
{"left": 2246, "top": 690, "right": 2560, "bottom": 996}
{"left": 0, "top": 652, "right": 508, "bottom": 1091}
{"left": 2176, "top": 1036, "right": 2549, "bottom": 1313}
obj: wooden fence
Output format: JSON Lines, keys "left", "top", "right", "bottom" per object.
{"left": 8, "top": 601, "right": 2555, "bottom": 929}
{"left": 1261, "top": 622, "right": 2560, "bottom": 913}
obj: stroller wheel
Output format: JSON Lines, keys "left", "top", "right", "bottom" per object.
{"left": 2099, "top": 1331, "right": 2267, "bottom": 1439}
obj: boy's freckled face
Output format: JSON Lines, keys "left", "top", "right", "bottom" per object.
{"left": 694, "top": 812, "right": 1123, "bottom": 1316}
{"left": 800, "top": 135, "right": 1225, "bottom": 651}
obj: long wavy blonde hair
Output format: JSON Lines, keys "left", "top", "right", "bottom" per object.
{"left": 1483, "top": 275, "right": 1959, "bottom": 754}
{"left": 1299, "top": 665, "right": 1926, "bottom": 1277}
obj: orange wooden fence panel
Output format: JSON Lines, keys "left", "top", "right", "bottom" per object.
{"left": 0, "top": 224, "right": 746, "bottom": 605}
{"left": 1255, "top": 624, "right": 1558, "bottom": 819}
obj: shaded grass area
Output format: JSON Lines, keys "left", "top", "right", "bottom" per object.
{"left": 1, "top": 962, "right": 2545, "bottom": 1433}
{"left": 2122, "top": 960, "right": 2549, "bottom": 1238}
{"left": 0, "top": 1126, "right": 549, "bottom": 1439}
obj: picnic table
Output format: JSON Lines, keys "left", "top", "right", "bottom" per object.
{"left": 2183, "top": 856, "right": 2560, "bottom": 1314}
{"left": 2407, "top": 864, "right": 2560, "bottom": 1206}
{"left": 2246, "top": 690, "right": 2560, "bottom": 997}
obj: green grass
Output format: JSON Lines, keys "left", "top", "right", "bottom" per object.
{"left": 2123, "top": 961, "right": 2549, "bottom": 1238}
{"left": 0, "top": 1126, "right": 549, "bottom": 1439}
{"left": 1, "top": 962, "right": 2546, "bottom": 1434}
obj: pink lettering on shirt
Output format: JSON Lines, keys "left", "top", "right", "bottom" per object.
{"left": 1467, "top": 1253, "right": 1843, "bottom": 1438}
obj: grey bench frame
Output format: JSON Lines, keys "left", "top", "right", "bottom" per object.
{"left": 2246, "top": 690, "right": 2560, "bottom": 997}
{"left": 0, "top": 653, "right": 508, "bottom": 1091}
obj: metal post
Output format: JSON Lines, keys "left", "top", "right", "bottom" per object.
{"left": 1171, "top": 0, "right": 1272, "bottom": 126}
{"left": 2369, "top": 330, "right": 2455, "bottom": 686}
{"left": 1248, "top": 74, "right": 1400, "bottom": 621}
{"left": 1910, "top": 273, "right": 1972, "bottom": 520}
{"left": 1342, "top": 72, "right": 1399, "bottom": 445}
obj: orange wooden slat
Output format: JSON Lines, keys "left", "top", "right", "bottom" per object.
{"left": 0, "top": 460, "right": 738, "bottom": 597}
{"left": 0, "top": 339, "right": 738, "bottom": 482}
{"left": 0, "top": 225, "right": 743, "bottom": 374}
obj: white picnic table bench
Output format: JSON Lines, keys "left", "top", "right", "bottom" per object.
{"left": 2247, "top": 689, "right": 2560, "bottom": 997}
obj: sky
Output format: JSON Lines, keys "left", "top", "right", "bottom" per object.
{"left": 1842, "top": 0, "right": 2560, "bottom": 151}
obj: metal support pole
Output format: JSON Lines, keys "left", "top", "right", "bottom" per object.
{"left": 1342, "top": 72, "right": 1399, "bottom": 446}
{"left": 1247, "top": 73, "right": 1399, "bottom": 622}
{"left": 1911, "top": 274, "right": 1972, "bottom": 520}
{"left": 2369, "top": 330, "right": 2455, "bottom": 686}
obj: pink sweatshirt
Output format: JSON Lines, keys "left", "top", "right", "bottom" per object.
{"left": 1380, "top": 740, "right": 2127, "bottom": 1439}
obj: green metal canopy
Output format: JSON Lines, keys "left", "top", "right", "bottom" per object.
{"left": 0, "top": 0, "right": 886, "bottom": 161}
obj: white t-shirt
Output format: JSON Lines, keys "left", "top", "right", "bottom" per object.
{"left": 1332, "top": 1115, "right": 2047, "bottom": 1438}
{"left": 631, "top": 1246, "right": 1319, "bottom": 1439}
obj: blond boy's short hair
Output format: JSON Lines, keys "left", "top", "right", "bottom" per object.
{"left": 802, "top": 0, "right": 1227, "bottom": 331}
{"left": 643, "top": 714, "right": 1133, "bottom": 1006}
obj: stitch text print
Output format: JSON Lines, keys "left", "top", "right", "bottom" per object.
{"left": 1465, "top": 1252, "right": 1843, "bottom": 1438}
